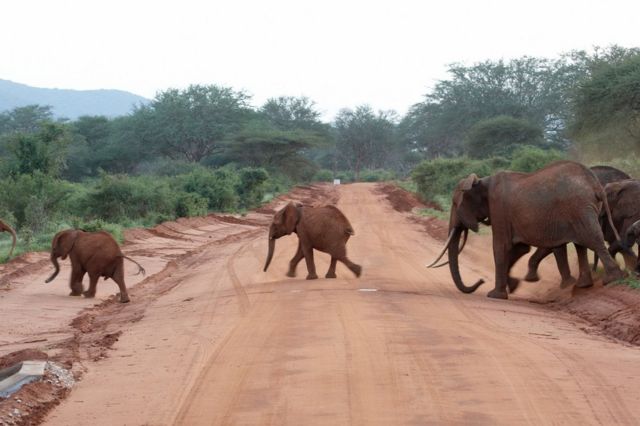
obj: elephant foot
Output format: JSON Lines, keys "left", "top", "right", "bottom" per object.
{"left": 524, "top": 270, "right": 540, "bottom": 282}
{"left": 286, "top": 270, "right": 296, "bottom": 278}
{"left": 560, "top": 276, "right": 577, "bottom": 289}
{"left": 306, "top": 273, "right": 318, "bottom": 280}
{"left": 575, "top": 275, "right": 594, "bottom": 289}
{"left": 487, "top": 289, "right": 508, "bottom": 299}
{"left": 351, "top": 264, "right": 362, "bottom": 278}
{"left": 603, "top": 268, "right": 626, "bottom": 285}
{"left": 325, "top": 272, "right": 337, "bottom": 279}
{"left": 507, "top": 277, "right": 520, "bottom": 292}
{"left": 82, "top": 290, "right": 96, "bottom": 299}
{"left": 119, "top": 293, "right": 130, "bottom": 303}
{"left": 69, "top": 290, "right": 82, "bottom": 296}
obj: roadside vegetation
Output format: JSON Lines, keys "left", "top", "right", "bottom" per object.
{"left": 0, "top": 45, "right": 639, "bottom": 261}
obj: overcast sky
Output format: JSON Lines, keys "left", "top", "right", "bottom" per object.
{"left": 2, "top": 0, "right": 639, "bottom": 120}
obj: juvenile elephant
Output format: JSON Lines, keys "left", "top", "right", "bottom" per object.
{"left": 525, "top": 165, "right": 631, "bottom": 285}
{"left": 0, "top": 219, "right": 16, "bottom": 257}
{"left": 263, "top": 202, "right": 362, "bottom": 279}
{"left": 427, "top": 161, "right": 625, "bottom": 299}
{"left": 44, "top": 229, "right": 145, "bottom": 303}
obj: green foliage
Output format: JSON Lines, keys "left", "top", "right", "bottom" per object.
{"left": 70, "top": 218, "right": 125, "bottom": 244}
{"left": 465, "top": 116, "right": 544, "bottom": 159}
{"left": 313, "top": 169, "right": 334, "bottom": 182}
{"left": 180, "top": 167, "right": 239, "bottom": 212}
{"left": 359, "top": 169, "right": 396, "bottom": 182}
{"left": 411, "top": 157, "right": 506, "bottom": 202}
{"left": 236, "top": 167, "right": 269, "bottom": 208}
{"left": 570, "top": 53, "right": 640, "bottom": 159}
{"left": 509, "top": 146, "right": 565, "bottom": 173}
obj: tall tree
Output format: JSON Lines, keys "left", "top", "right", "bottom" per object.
{"left": 334, "top": 106, "right": 397, "bottom": 180}
{"left": 139, "top": 85, "right": 252, "bottom": 162}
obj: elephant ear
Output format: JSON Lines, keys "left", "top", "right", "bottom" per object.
{"left": 55, "top": 230, "right": 79, "bottom": 260}
{"left": 282, "top": 203, "right": 300, "bottom": 234}
{"left": 460, "top": 174, "right": 479, "bottom": 191}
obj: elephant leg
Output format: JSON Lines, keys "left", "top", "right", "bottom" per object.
{"left": 553, "top": 245, "right": 576, "bottom": 288}
{"left": 525, "top": 247, "right": 552, "bottom": 282}
{"left": 578, "top": 221, "right": 624, "bottom": 284}
{"left": 301, "top": 244, "right": 318, "bottom": 280}
{"left": 69, "top": 267, "right": 85, "bottom": 296}
{"left": 575, "top": 245, "right": 594, "bottom": 288}
{"left": 83, "top": 273, "right": 99, "bottom": 298}
{"left": 488, "top": 243, "right": 511, "bottom": 299}
{"left": 112, "top": 265, "right": 130, "bottom": 303}
{"left": 287, "top": 242, "right": 304, "bottom": 278}
{"left": 333, "top": 245, "right": 362, "bottom": 278}
{"left": 507, "top": 243, "right": 530, "bottom": 293}
{"left": 326, "top": 257, "right": 338, "bottom": 278}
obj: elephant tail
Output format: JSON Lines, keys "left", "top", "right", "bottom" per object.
{"left": 122, "top": 255, "right": 146, "bottom": 276}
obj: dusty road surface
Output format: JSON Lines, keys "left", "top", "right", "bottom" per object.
{"left": 1, "top": 183, "right": 640, "bottom": 425}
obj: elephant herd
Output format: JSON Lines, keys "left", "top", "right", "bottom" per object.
{"left": 428, "top": 160, "right": 640, "bottom": 299}
{"left": 0, "top": 160, "right": 636, "bottom": 304}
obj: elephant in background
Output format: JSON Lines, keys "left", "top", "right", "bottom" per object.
{"left": 427, "top": 161, "right": 624, "bottom": 299}
{"left": 525, "top": 165, "right": 631, "bottom": 285}
{"left": 596, "top": 179, "right": 640, "bottom": 271}
{"left": 0, "top": 219, "right": 16, "bottom": 258}
{"left": 264, "top": 202, "right": 362, "bottom": 279}
{"left": 45, "top": 229, "right": 145, "bottom": 303}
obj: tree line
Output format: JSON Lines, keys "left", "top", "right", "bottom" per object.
{"left": 0, "top": 45, "right": 638, "bottom": 256}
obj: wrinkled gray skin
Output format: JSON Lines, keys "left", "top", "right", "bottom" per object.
{"left": 525, "top": 165, "right": 631, "bottom": 285}
{"left": 428, "top": 161, "right": 625, "bottom": 299}
{"left": 0, "top": 219, "right": 16, "bottom": 258}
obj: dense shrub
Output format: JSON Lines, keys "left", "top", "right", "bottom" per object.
{"left": 313, "top": 169, "right": 334, "bottom": 182}
{"left": 359, "top": 169, "right": 396, "bottom": 182}
{"left": 411, "top": 157, "right": 508, "bottom": 202}
{"left": 509, "top": 146, "right": 564, "bottom": 173}
{"left": 236, "top": 167, "right": 269, "bottom": 208}
{"left": 179, "top": 167, "right": 239, "bottom": 211}
{"left": 465, "top": 116, "right": 544, "bottom": 159}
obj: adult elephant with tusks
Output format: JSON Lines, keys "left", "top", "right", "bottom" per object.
{"left": 427, "top": 161, "right": 626, "bottom": 299}
{"left": 264, "top": 202, "right": 362, "bottom": 279}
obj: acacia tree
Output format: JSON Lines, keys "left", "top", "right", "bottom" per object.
{"left": 138, "top": 85, "right": 252, "bottom": 162}
{"left": 334, "top": 106, "right": 397, "bottom": 180}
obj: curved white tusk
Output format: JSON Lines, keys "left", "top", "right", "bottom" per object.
{"left": 426, "top": 229, "right": 455, "bottom": 268}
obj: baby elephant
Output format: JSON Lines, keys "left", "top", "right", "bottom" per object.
{"left": 45, "top": 229, "right": 145, "bottom": 303}
{"left": 264, "top": 202, "right": 362, "bottom": 279}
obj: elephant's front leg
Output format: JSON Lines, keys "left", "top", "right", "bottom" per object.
{"left": 287, "top": 242, "right": 304, "bottom": 278}
{"left": 488, "top": 243, "right": 511, "bottom": 299}
{"left": 69, "top": 267, "right": 85, "bottom": 296}
{"left": 326, "top": 257, "right": 338, "bottom": 278}
{"left": 575, "top": 245, "right": 594, "bottom": 288}
{"left": 300, "top": 241, "right": 318, "bottom": 280}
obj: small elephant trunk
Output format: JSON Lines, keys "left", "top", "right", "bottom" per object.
{"left": 45, "top": 254, "right": 60, "bottom": 283}
{"left": 264, "top": 234, "right": 276, "bottom": 272}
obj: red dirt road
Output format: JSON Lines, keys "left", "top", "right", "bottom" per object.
{"left": 2, "top": 183, "right": 640, "bottom": 425}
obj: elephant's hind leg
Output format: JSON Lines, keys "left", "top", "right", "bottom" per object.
{"left": 507, "top": 243, "right": 530, "bottom": 292}
{"left": 287, "top": 242, "right": 304, "bottom": 278}
{"left": 326, "top": 257, "right": 338, "bottom": 278}
{"left": 525, "top": 247, "right": 552, "bottom": 282}
{"left": 113, "top": 265, "right": 130, "bottom": 303}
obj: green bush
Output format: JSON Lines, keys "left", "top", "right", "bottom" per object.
{"left": 236, "top": 167, "right": 269, "bottom": 208}
{"left": 359, "top": 169, "right": 396, "bottom": 182}
{"left": 411, "top": 157, "right": 507, "bottom": 202}
{"left": 313, "top": 169, "right": 334, "bottom": 182}
{"left": 179, "top": 167, "right": 239, "bottom": 211}
{"left": 465, "top": 115, "right": 544, "bottom": 159}
{"left": 509, "top": 146, "right": 565, "bottom": 173}
{"left": 174, "top": 192, "right": 209, "bottom": 218}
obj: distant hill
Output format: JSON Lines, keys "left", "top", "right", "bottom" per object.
{"left": 0, "top": 79, "right": 149, "bottom": 119}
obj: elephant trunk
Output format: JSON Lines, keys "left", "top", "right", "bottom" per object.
{"left": 45, "top": 254, "right": 60, "bottom": 283}
{"left": 448, "top": 227, "right": 485, "bottom": 293}
{"left": 263, "top": 233, "right": 276, "bottom": 272}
